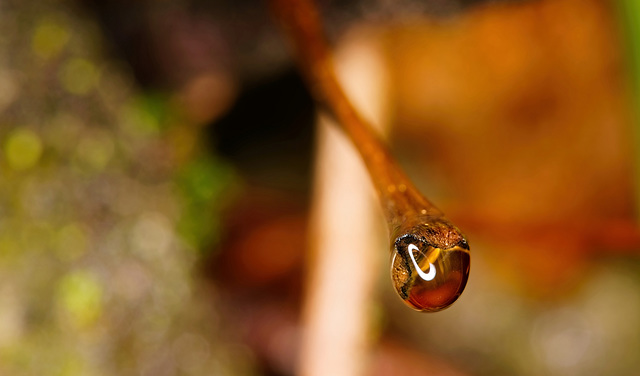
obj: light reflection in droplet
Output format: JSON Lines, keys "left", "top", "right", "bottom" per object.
{"left": 391, "top": 236, "right": 470, "bottom": 312}
{"left": 408, "top": 243, "right": 436, "bottom": 281}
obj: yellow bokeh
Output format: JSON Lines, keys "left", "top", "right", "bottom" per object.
{"left": 5, "top": 128, "right": 43, "bottom": 171}
{"left": 32, "top": 20, "right": 70, "bottom": 59}
{"left": 59, "top": 58, "right": 99, "bottom": 95}
{"left": 75, "top": 130, "right": 115, "bottom": 171}
{"left": 56, "top": 271, "right": 103, "bottom": 329}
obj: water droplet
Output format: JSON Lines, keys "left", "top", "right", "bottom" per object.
{"left": 391, "top": 236, "right": 470, "bottom": 312}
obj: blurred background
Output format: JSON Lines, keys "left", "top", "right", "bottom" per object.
{"left": 1, "top": 0, "right": 640, "bottom": 375}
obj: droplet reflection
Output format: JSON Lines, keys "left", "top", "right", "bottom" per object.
{"left": 391, "top": 237, "right": 470, "bottom": 312}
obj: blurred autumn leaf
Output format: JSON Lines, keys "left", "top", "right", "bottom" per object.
{"left": 383, "top": 0, "right": 638, "bottom": 294}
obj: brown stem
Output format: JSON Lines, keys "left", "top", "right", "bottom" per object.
{"left": 269, "top": 0, "right": 441, "bottom": 231}
{"left": 271, "top": 0, "right": 471, "bottom": 313}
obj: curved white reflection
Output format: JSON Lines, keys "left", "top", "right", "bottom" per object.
{"left": 408, "top": 244, "right": 436, "bottom": 281}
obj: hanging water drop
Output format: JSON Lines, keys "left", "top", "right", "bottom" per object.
{"left": 390, "top": 222, "right": 470, "bottom": 312}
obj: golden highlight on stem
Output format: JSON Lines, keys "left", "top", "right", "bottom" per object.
{"left": 271, "top": 0, "right": 470, "bottom": 312}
